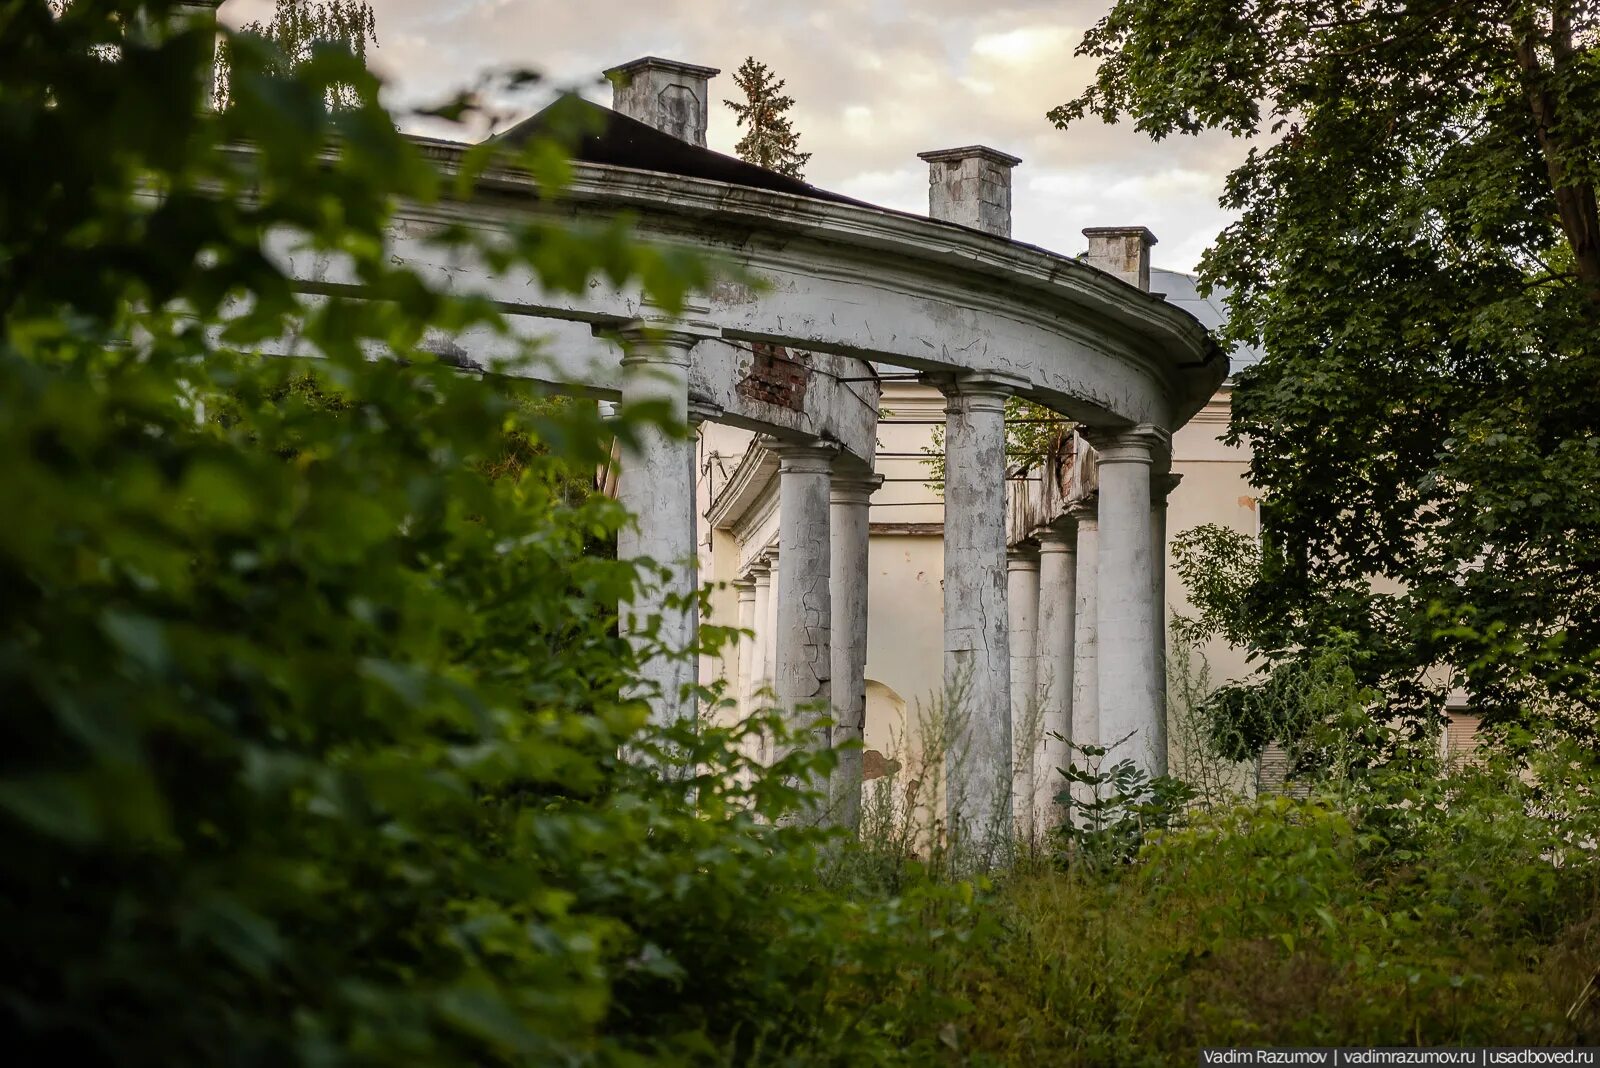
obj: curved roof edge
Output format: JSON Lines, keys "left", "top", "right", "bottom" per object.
{"left": 1150, "top": 267, "right": 1264, "bottom": 379}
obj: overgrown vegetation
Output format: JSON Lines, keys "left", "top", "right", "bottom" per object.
{"left": 5, "top": 3, "right": 1599, "bottom": 1065}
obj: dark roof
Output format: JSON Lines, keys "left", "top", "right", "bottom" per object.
{"left": 494, "top": 94, "right": 867, "bottom": 207}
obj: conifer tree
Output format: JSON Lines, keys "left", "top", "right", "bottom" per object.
{"left": 723, "top": 57, "right": 811, "bottom": 179}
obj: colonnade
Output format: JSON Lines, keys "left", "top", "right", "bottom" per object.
{"left": 615, "top": 312, "right": 1176, "bottom": 855}
{"left": 1007, "top": 452, "right": 1183, "bottom": 836}
{"left": 593, "top": 58, "right": 1207, "bottom": 858}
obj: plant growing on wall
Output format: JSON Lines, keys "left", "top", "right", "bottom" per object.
{"left": 723, "top": 56, "right": 812, "bottom": 179}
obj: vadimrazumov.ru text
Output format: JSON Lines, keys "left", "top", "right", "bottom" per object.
{"left": 1200, "top": 1049, "right": 1599, "bottom": 1067}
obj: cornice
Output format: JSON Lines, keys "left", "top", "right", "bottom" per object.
{"left": 403, "top": 139, "right": 1225, "bottom": 421}
{"left": 708, "top": 439, "right": 778, "bottom": 531}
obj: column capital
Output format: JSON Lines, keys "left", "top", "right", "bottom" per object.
{"left": 830, "top": 470, "right": 884, "bottom": 505}
{"left": 612, "top": 313, "right": 720, "bottom": 366}
{"left": 687, "top": 396, "right": 724, "bottom": 425}
{"left": 1152, "top": 471, "right": 1184, "bottom": 501}
{"left": 733, "top": 577, "right": 757, "bottom": 597}
{"left": 1082, "top": 423, "right": 1169, "bottom": 465}
{"left": 762, "top": 436, "right": 840, "bottom": 474}
{"left": 1034, "top": 518, "right": 1078, "bottom": 551}
{"left": 1007, "top": 544, "right": 1041, "bottom": 571}
{"left": 746, "top": 558, "right": 772, "bottom": 580}
{"left": 925, "top": 369, "right": 1030, "bottom": 401}
{"left": 1065, "top": 493, "right": 1099, "bottom": 523}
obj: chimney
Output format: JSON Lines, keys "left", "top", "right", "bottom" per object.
{"left": 1082, "top": 226, "right": 1158, "bottom": 291}
{"left": 916, "top": 146, "right": 1022, "bottom": 238}
{"left": 604, "top": 56, "right": 721, "bottom": 147}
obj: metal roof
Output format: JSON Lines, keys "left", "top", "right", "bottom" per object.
{"left": 1150, "top": 267, "right": 1264, "bottom": 378}
{"left": 495, "top": 94, "right": 870, "bottom": 208}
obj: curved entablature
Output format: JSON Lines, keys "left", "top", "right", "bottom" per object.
{"left": 403, "top": 138, "right": 1227, "bottom": 430}
{"left": 265, "top": 138, "right": 1223, "bottom": 464}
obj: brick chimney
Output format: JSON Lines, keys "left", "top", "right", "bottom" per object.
{"left": 604, "top": 57, "right": 721, "bottom": 147}
{"left": 917, "top": 146, "right": 1022, "bottom": 238}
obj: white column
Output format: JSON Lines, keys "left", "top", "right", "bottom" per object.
{"left": 1068, "top": 498, "right": 1099, "bottom": 771}
{"left": 937, "top": 372, "right": 1022, "bottom": 862}
{"left": 1007, "top": 545, "right": 1041, "bottom": 838}
{"left": 761, "top": 548, "right": 780, "bottom": 702}
{"left": 757, "top": 549, "right": 780, "bottom": 767}
{"left": 686, "top": 400, "right": 721, "bottom": 707}
{"left": 1152, "top": 470, "right": 1182, "bottom": 753}
{"left": 747, "top": 559, "right": 772, "bottom": 714}
{"left": 615, "top": 322, "right": 709, "bottom": 728}
{"left": 734, "top": 577, "right": 757, "bottom": 715}
{"left": 768, "top": 441, "right": 837, "bottom": 746}
{"left": 1088, "top": 425, "right": 1168, "bottom": 777}
{"left": 1034, "top": 520, "right": 1076, "bottom": 820}
{"left": 829, "top": 469, "right": 882, "bottom": 831}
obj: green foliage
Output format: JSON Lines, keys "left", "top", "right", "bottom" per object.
{"left": 1053, "top": 734, "right": 1195, "bottom": 872}
{"left": 13, "top": 6, "right": 1600, "bottom": 1065}
{"left": 922, "top": 396, "right": 1068, "bottom": 492}
{"left": 896, "top": 741, "right": 1600, "bottom": 1063}
{"left": 0, "top": 4, "right": 975, "bottom": 1064}
{"left": 1056, "top": 1, "right": 1600, "bottom": 738}
{"left": 215, "top": 0, "right": 379, "bottom": 111}
{"left": 1170, "top": 522, "right": 1261, "bottom": 652}
{"left": 723, "top": 57, "right": 812, "bottom": 180}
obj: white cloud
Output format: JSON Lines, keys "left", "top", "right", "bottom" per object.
{"left": 212, "top": 0, "right": 1251, "bottom": 270}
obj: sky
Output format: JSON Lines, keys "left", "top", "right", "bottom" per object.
{"left": 219, "top": 0, "right": 1253, "bottom": 272}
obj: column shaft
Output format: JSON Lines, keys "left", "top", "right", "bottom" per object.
{"left": 830, "top": 471, "right": 882, "bottom": 830}
{"left": 758, "top": 549, "right": 780, "bottom": 767}
{"left": 1035, "top": 522, "right": 1076, "bottom": 822}
{"left": 939, "top": 375, "right": 1018, "bottom": 861}
{"left": 616, "top": 337, "right": 696, "bottom": 728}
{"left": 1091, "top": 427, "right": 1167, "bottom": 777}
{"left": 1007, "top": 547, "right": 1041, "bottom": 839}
{"left": 747, "top": 562, "right": 772, "bottom": 714}
{"left": 1152, "top": 472, "right": 1182, "bottom": 756}
{"left": 1070, "top": 502, "right": 1100, "bottom": 769}
{"left": 762, "top": 549, "right": 780, "bottom": 703}
{"left": 734, "top": 578, "right": 757, "bottom": 715}
{"left": 771, "top": 443, "right": 837, "bottom": 744}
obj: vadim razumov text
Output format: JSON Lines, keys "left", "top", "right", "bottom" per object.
{"left": 1199, "top": 1050, "right": 1600, "bottom": 1066}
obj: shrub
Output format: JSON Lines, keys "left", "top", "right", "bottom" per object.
{"left": 0, "top": 5, "right": 930, "bottom": 1065}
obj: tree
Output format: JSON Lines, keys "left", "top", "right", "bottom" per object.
{"left": 723, "top": 56, "right": 812, "bottom": 179}
{"left": 0, "top": 3, "right": 914, "bottom": 1063}
{"left": 215, "top": 0, "right": 377, "bottom": 110}
{"left": 1054, "top": 3, "right": 1600, "bottom": 738}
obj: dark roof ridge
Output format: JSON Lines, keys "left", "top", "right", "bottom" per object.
{"left": 493, "top": 94, "right": 869, "bottom": 208}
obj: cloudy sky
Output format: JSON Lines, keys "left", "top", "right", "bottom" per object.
{"left": 220, "top": 0, "right": 1252, "bottom": 271}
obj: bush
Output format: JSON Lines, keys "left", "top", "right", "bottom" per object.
{"left": 0, "top": 5, "right": 965, "bottom": 1065}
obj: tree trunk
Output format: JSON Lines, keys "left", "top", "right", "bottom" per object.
{"left": 1514, "top": 14, "right": 1600, "bottom": 305}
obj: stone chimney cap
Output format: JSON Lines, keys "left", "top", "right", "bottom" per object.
{"left": 917, "top": 145, "right": 1022, "bottom": 168}
{"left": 1082, "top": 225, "right": 1158, "bottom": 246}
{"left": 604, "top": 56, "right": 721, "bottom": 80}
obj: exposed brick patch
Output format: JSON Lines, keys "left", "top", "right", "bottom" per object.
{"left": 862, "top": 749, "right": 901, "bottom": 782}
{"left": 736, "top": 342, "right": 810, "bottom": 412}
